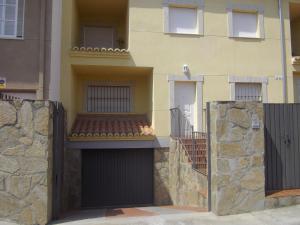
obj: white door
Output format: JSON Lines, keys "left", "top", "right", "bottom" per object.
{"left": 296, "top": 78, "right": 300, "bottom": 103}
{"left": 84, "top": 27, "right": 114, "bottom": 48}
{"left": 174, "top": 82, "right": 196, "bottom": 134}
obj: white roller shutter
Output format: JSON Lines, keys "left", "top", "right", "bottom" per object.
{"left": 232, "top": 11, "right": 258, "bottom": 38}
{"left": 169, "top": 7, "right": 198, "bottom": 34}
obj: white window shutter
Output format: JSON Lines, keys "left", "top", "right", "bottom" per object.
{"left": 169, "top": 7, "right": 198, "bottom": 34}
{"left": 232, "top": 12, "right": 258, "bottom": 38}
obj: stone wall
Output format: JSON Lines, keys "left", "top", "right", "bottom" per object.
{"left": 62, "top": 149, "right": 81, "bottom": 211}
{"left": 209, "top": 102, "right": 265, "bottom": 216}
{"left": 169, "top": 140, "right": 208, "bottom": 208}
{"left": 0, "top": 100, "right": 53, "bottom": 225}
{"left": 154, "top": 148, "right": 171, "bottom": 205}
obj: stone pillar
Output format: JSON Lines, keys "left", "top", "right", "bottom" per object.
{"left": 209, "top": 102, "right": 265, "bottom": 216}
{"left": 154, "top": 148, "right": 171, "bottom": 205}
{"left": 0, "top": 100, "right": 53, "bottom": 225}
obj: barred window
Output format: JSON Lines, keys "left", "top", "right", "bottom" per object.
{"left": 87, "top": 85, "right": 132, "bottom": 113}
{"left": 235, "top": 83, "right": 262, "bottom": 101}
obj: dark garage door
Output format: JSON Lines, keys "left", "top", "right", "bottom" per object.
{"left": 82, "top": 149, "right": 154, "bottom": 208}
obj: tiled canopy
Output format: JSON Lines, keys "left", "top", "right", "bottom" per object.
{"left": 70, "top": 114, "right": 154, "bottom": 138}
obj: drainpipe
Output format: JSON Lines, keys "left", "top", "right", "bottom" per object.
{"left": 37, "top": 0, "right": 46, "bottom": 100}
{"left": 278, "top": 0, "right": 288, "bottom": 103}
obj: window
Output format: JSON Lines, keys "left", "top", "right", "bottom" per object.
{"left": 227, "top": 4, "right": 264, "bottom": 39}
{"left": 229, "top": 76, "right": 268, "bottom": 103}
{"left": 83, "top": 26, "right": 115, "bottom": 48}
{"left": 87, "top": 85, "right": 132, "bottom": 113}
{"left": 235, "top": 83, "right": 262, "bottom": 101}
{"left": 232, "top": 12, "right": 258, "bottom": 38}
{"left": 163, "top": 0, "right": 204, "bottom": 35}
{"left": 169, "top": 7, "right": 197, "bottom": 34}
{"left": 0, "top": 0, "right": 24, "bottom": 38}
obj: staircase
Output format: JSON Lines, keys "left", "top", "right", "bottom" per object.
{"left": 180, "top": 133, "right": 208, "bottom": 175}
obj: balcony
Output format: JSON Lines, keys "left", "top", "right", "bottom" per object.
{"left": 71, "top": 0, "right": 129, "bottom": 59}
{"left": 290, "top": 3, "right": 300, "bottom": 67}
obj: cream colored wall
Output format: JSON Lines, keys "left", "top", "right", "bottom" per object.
{"left": 61, "top": 0, "right": 300, "bottom": 137}
{"left": 74, "top": 73, "right": 152, "bottom": 116}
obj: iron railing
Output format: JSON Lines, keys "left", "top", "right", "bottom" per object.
{"left": 0, "top": 93, "right": 21, "bottom": 100}
{"left": 170, "top": 107, "right": 207, "bottom": 175}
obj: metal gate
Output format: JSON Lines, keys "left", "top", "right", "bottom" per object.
{"left": 52, "top": 103, "right": 65, "bottom": 219}
{"left": 82, "top": 149, "right": 153, "bottom": 208}
{"left": 264, "top": 104, "right": 300, "bottom": 192}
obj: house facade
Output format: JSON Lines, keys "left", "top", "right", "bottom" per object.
{"left": 59, "top": 0, "right": 300, "bottom": 210}
{"left": 0, "top": 0, "right": 62, "bottom": 100}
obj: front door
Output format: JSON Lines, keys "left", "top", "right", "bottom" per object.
{"left": 174, "top": 82, "right": 196, "bottom": 135}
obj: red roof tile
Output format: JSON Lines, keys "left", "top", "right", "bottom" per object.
{"left": 70, "top": 114, "right": 154, "bottom": 138}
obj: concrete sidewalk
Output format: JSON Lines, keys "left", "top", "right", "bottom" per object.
{"left": 2, "top": 205, "right": 300, "bottom": 225}
{"left": 48, "top": 205, "right": 300, "bottom": 225}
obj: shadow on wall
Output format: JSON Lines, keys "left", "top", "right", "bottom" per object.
{"left": 154, "top": 148, "right": 173, "bottom": 206}
{"left": 62, "top": 149, "right": 82, "bottom": 212}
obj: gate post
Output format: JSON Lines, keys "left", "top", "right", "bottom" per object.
{"left": 208, "top": 102, "right": 265, "bottom": 215}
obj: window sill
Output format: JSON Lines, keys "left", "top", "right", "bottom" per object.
{"left": 229, "top": 35, "right": 263, "bottom": 40}
{"left": 165, "top": 32, "right": 203, "bottom": 37}
{"left": 0, "top": 36, "right": 24, "bottom": 40}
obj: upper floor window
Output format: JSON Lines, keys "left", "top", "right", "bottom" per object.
{"left": 232, "top": 11, "right": 258, "bottom": 38}
{"left": 227, "top": 4, "right": 264, "bottom": 39}
{"left": 83, "top": 26, "right": 115, "bottom": 48}
{"left": 86, "top": 85, "right": 132, "bottom": 113}
{"left": 163, "top": 0, "right": 204, "bottom": 35}
{"left": 0, "top": 0, "right": 24, "bottom": 38}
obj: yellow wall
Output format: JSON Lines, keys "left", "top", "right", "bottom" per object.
{"left": 74, "top": 72, "right": 152, "bottom": 116}
{"left": 61, "top": 0, "right": 300, "bottom": 137}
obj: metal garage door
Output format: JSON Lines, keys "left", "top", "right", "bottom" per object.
{"left": 82, "top": 149, "right": 154, "bottom": 208}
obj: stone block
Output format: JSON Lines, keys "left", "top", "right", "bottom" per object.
{"left": 19, "top": 158, "right": 48, "bottom": 174}
{"left": 34, "top": 107, "right": 49, "bottom": 136}
{"left": 7, "top": 176, "right": 31, "bottom": 199}
{"left": 240, "top": 168, "right": 264, "bottom": 191}
{"left": 0, "top": 102, "right": 16, "bottom": 128}
{"left": 19, "top": 102, "right": 33, "bottom": 138}
{"left": 19, "top": 207, "right": 34, "bottom": 225}
{"left": 0, "top": 193, "right": 24, "bottom": 217}
{"left": 0, "top": 156, "right": 19, "bottom": 174}
{"left": 218, "top": 143, "right": 245, "bottom": 158}
{"left": 0, "top": 176, "right": 5, "bottom": 191}
{"left": 265, "top": 197, "right": 278, "bottom": 209}
{"left": 3, "top": 145, "right": 25, "bottom": 156}
{"left": 227, "top": 108, "right": 250, "bottom": 129}
{"left": 278, "top": 196, "right": 294, "bottom": 207}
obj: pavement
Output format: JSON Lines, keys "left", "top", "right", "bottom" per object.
{"left": 2, "top": 205, "right": 300, "bottom": 225}
{"left": 52, "top": 205, "right": 300, "bottom": 225}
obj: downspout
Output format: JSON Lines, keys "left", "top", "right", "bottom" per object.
{"left": 37, "top": 0, "right": 46, "bottom": 100}
{"left": 49, "top": 0, "right": 62, "bottom": 101}
{"left": 278, "top": 0, "right": 288, "bottom": 103}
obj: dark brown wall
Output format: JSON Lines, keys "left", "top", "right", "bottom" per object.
{"left": 0, "top": 0, "right": 52, "bottom": 98}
